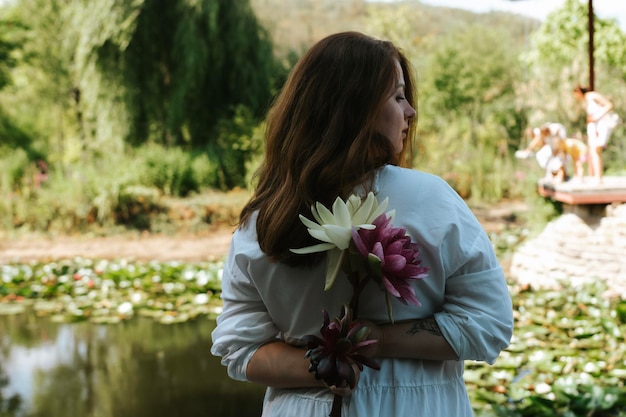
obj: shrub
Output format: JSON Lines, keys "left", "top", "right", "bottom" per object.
{"left": 134, "top": 144, "right": 196, "bottom": 197}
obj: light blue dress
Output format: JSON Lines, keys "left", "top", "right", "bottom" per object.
{"left": 211, "top": 165, "right": 513, "bottom": 417}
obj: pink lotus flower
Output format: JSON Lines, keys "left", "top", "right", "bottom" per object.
{"left": 351, "top": 213, "right": 429, "bottom": 308}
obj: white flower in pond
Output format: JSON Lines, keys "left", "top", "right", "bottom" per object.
{"left": 117, "top": 302, "right": 133, "bottom": 316}
{"left": 130, "top": 292, "right": 143, "bottom": 304}
{"left": 196, "top": 271, "right": 209, "bottom": 287}
{"left": 534, "top": 382, "right": 551, "bottom": 394}
{"left": 163, "top": 283, "right": 175, "bottom": 294}
{"left": 183, "top": 270, "right": 195, "bottom": 281}
{"left": 193, "top": 293, "right": 209, "bottom": 305}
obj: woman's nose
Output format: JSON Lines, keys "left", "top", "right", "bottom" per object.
{"left": 406, "top": 105, "right": 416, "bottom": 119}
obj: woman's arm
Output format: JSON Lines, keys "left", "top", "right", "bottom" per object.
{"left": 246, "top": 318, "right": 459, "bottom": 389}
{"left": 246, "top": 341, "right": 324, "bottom": 388}
{"left": 373, "top": 317, "right": 459, "bottom": 360}
{"left": 247, "top": 340, "right": 358, "bottom": 397}
{"left": 524, "top": 133, "right": 544, "bottom": 152}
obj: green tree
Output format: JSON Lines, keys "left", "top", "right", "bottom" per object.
{"left": 0, "top": 16, "right": 32, "bottom": 152}
{"left": 2, "top": 0, "right": 86, "bottom": 165}
{"left": 416, "top": 24, "right": 523, "bottom": 201}
{"left": 521, "top": 0, "right": 626, "bottom": 173}
{"left": 7, "top": 0, "right": 280, "bottom": 188}
{"left": 522, "top": 0, "right": 626, "bottom": 126}
{"left": 118, "top": 0, "right": 278, "bottom": 149}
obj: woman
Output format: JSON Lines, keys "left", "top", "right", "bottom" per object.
{"left": 519, "top": 122, "right": 568, "bottom": 180}
{"left": 573, "top": 85, "right": 617, "bottom": 182}
{"left": 211, "top": 32, "right": 513, "bottom": 417}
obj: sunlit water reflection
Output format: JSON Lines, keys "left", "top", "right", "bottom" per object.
{"left": 0, "top": 310, "right": 265, "bottom": 417}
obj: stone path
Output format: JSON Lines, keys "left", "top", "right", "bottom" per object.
{"left": 510, "top": 202, "right": 626, "bottom": 299}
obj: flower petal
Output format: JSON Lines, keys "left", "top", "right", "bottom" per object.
{"left": 351, "top": 228, "right": 369, "bottom": 257}
{"left": 311, "top": 205, "right": 323, "bottom": 224}
{"left": 382, "top": 276, "right": 401, "bottom": 298}
{"left": 308, "top": 228, "right": 334, "bottom": 244}
{"left": 384, "top": 254, "right": 407, "bottom": 272}
{"left": 324, "top": 249, "right": 345, "bottom": 290}
{"left": 369, "top": 197, "right": 390, "bottom": 221}
{"left": 371, "top": 241, "right": 385, "bottom": 260}
{"left": 350, "top": 354, "right": 381, "bottom": 371}
{"left": 351, "top": 192, "right": 375, "bottom": 224}
{"left": 332, "top": 196, "right": 351, "bottom": 227}
{"left": 322, "top": 224, "right": 351, "bottom": 250}
{"left": 290, "top": 243, "right": 335, "bottom": 254}
{"left": 315, "top": 201, "right": 336, "bottom": 225}
{"left": 299, "top": 214, "right": 323, "bottom": 230}
{"left": 346, "top": 193, "right": 363, "bottom": 215}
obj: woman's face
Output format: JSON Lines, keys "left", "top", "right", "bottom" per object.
{"left": 374, "top": 60, "right": 416, "bottom": 154}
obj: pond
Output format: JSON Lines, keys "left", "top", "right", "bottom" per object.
{"left": 0, "top": 310, "right": 266, "bottom": 417}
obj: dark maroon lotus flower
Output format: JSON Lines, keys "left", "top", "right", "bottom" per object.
{"left": 304, "top": 305, "right": 380, "bottom": 389}
{"left": 351, "top": 213, "right": 429, "bottom": 307}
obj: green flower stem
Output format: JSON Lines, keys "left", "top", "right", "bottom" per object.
{"left": 348, "top": 272, "right": 369, "bottom": 319}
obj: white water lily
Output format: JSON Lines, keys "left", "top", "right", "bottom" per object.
{"left": 291, "top": 192, "right": 394, "bottom": 290}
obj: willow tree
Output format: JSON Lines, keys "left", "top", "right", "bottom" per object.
{"left": 118, "top": 0, "right": 278, "bottom": 148}
{"left": 0, "top": 15, "right": 35, "bottom": 153}
{"left": 117, "top": 0, "right": 280, "bottom": 187}
{"left": 9, "top": 0, "right": 279, "bottom": 187}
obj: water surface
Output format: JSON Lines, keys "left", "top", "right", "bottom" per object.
{"left": 0, "top": 311, "right": 265, "bottom": 417}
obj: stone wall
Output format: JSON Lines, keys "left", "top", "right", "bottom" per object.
{"left": 509, "top": 203, "right": 626, "bottom": 299}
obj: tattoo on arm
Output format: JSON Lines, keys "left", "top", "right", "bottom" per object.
{"left": 406, "top": 318, "right": 442, "bottom": 336}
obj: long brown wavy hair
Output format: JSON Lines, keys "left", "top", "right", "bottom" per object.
{"left": 240, "top": 32, "right": 418, "bottom": 265}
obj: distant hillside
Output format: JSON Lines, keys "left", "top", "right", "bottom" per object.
{"left": 250, "top": 0, "right": 541, "bottom": 57}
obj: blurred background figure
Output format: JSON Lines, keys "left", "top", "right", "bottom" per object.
{"left": 546, "top": 157, "right": 566, "bottom": 183}
{"left": 516, "top": 122, "right": 568, "bottom": 181}
{"left": 555, "top": 134, "right": 588, "bottom": 182}
{"left": 573, "top": 85, "right": 619, "bottom": 183}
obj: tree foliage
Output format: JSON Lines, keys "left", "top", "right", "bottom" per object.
{"left": 522, "top": 0, "right": 626, "bottom": 125}
{"left": 1, "top": 0, "right": 280, "bottom": 189}
{"left": 0, "top": 16, "right": 32, "bottom": 152}
{"left": 518, "top": 0, "right": 626, "bottom": 174}
{"left": 2, "top": 0, "right": 626, "bottom": 233}
{"left": 118, "top": 0, "right": 279, "bottom": 149}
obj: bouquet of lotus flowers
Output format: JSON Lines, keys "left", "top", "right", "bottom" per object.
{"left": 291, "top": 192, "right": 429, "bottom": 417}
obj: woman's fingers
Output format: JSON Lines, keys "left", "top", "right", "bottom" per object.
{"left": 325, "top": 362, "right": 362, "bottom": 396}
{"left": 329, "top": 384, "right": 353, "bottom": 397}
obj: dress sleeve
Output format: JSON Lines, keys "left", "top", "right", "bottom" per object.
{"left": 434, "top": 231, "right": 513, "bottom": 364}
{"left": 210, "top": 236, "right": 280, "bottom": 381}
